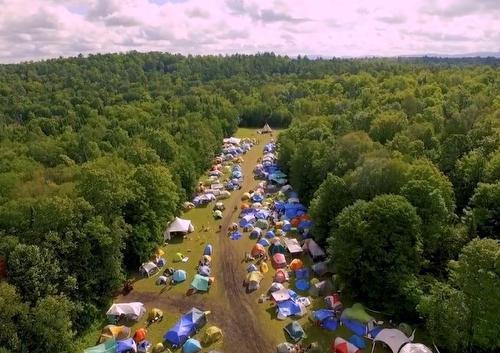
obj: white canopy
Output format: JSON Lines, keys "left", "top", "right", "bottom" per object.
{"left": 106, "top": 302, "right": 145, "bottom": 320}
{"left": 262, "top": 123, "right": 272, "bottom": 133}
{"left": 399, "top": 343, "right": 433, "bottom": 353}
{"left": 371, "top": 329, "right": 413, "bottom": 353}
{"left": 223, "top": 137, "right": 241, "bottom": 145}
{"left": 164, "top": 217, "right": 194, "bottom": 240}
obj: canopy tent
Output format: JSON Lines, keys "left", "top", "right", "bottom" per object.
{"left": 164, "top": 308, "right": 206, "bottom": 347}
{"left": 370, "top": 329, "right": 414, "bottom": 353}
{"left": 85, "top": 339, "right": 117, "bottom": 353}
{"left": 183, "top": 338, "right": 202, "bottom": 353}
{"left": 190, "top": 274, "right": 210, "bottom": 291}
{"left": 201, "top": 326, "right": 223, "bottom": 345}
{"left": 164, "top": 217, "right": 194, "bottom": 240}
{"left": 139, "top": 262, "right": 159, "bottom": 277}
{"left": 173, "top": 270, "right": 187, "bottom": 283}
{"left": 302, "top": 238, "right": 326, "bottom": 262}
{"left": 283, "top": 237, "right": 303, "bottom": 255}
{"left": 106, "top": 303, "right": 145, "bottom": 322}
{"left": 99, "top": 325, "right": 130, "bottom": 343}
{"left": 284, "top": 321, "right": 306, "bottom": 343}
{"left": 116, "top": 338, "right": 137, "bottom": 353}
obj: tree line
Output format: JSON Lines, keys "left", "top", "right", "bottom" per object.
{"left": 0, "top": 52, "right": 498, "bottom": 352}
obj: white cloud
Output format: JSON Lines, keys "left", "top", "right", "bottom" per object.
{"left": 0, "top": 0, "right": 498, "bottom": 63}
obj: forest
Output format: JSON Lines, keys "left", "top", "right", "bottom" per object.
{"left": 0, "top": 52, "right": 498, "bottom": 353}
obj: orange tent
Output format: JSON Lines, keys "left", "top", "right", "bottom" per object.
{"left": 133, "top": 328, "right": 147, "bottom": 343}
{"left": 290, "top": 258, "right": 304, "bottom": 271}
{"left": 251, "top": 243, "right": 266, "bottom": 257}
{"left": 240, "top": 203, "right": 250, "bottom": 209}
{"left": 290, "top": 214, "right": 310, "bottom": 227}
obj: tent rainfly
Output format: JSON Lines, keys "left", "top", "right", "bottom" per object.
{"left": 164, "top": 217, "right": 194, "bottom": 240}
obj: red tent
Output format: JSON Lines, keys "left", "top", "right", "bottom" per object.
{"left": 331, "top": 337, "right": 361, "bottom": 353}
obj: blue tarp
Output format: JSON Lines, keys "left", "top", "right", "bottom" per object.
{"left": 277, "top": 299, "right": 302, "bottom": 317}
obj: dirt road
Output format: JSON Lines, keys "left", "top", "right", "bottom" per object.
{"left": 215, "top": 136, "right": 276, "bottom": 352}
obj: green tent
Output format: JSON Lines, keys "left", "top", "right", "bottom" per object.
{"left": 342, "top": 303, "right": 374, "bottom": 323}
{"left": 190, "top": 274, "right": 210, "bottom": 291}
{"left": 284, "top": 321, "right": 306, "bottom": 343}
{"left": 85, "top": 339, "right": 117, "bottom": 353}
{"left": 255, "top": 219, "right": 269, "bottom": 229}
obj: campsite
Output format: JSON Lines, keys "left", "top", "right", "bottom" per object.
{"left": 83, "top": 127, "right": 434, "bottom": 353}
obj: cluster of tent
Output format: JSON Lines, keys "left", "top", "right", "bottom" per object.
{"left": 139, "top": 249, "right": 166, "bottom": 277}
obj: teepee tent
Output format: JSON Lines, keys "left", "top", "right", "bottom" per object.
{"left": 261, "top": 123, "right": 273, "bottom": 134}
{"left": 164, "top": 217, "right": 194, "bottom": 240}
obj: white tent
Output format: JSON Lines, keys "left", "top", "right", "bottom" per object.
{"left": 223, "top": 137, "right": 241, "bottom": 145}
{"left": 139, "top": 261, "right": 159, "bottom": 277}
{"left": 399, "top": 343, "right": 433, "bottom": 353}
{"left": 164, "top": 217, "right": 194, "bottom": 240}
{"left": 370, "top": 329, "right": 414, "bottom": 353}
{"left": 261, "top": 123, "right": 273, "bottom": 133}
{"left": 106, "top": 302, "right": 145, "bottom": 321}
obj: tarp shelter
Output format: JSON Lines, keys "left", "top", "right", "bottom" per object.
{"left": 302, "top": 238, "right": 326, "bottom": 262}
{"left": 190, "top": 274, "right": 210, "bottom": 291}
{"left": 399, "top": 343, "right": 433, "bottom": 353}
{"left": 261, "top": 123, "right": 273, "bottom": 133}
{"left": 201, "top": 326, "right": 223, "bottom": 345}
{"left": 133, "top": 328, "right": 147, "bottom": 343}
{"left": 99, "top": 325, "right": 130, "bottom": 343}
{"left": 106, "top": 303, "right": 145, "bottom": 323}
{"left": 332, "top": 337, "right": 361, "bottom": 353}
{"left": 251, "top": 243, "right": 266, "bottom": 257}
{"left": 85, "top": 339, "right": 117, "bottom": 353}
{"left": 183, "top": 338, "right": 201, "bottom": 353}
{"left": 284, "top": 321, "right": 306, "bottom": 342}
{"left": 173, "top": 270, "right": 187, "bottom": 283}
{"left": 370, "top": 329, "right": 413, "bottom": 353}
{"left": 116, "top": 338, "right": 137, "bottom": 353}
{"left": 246, "top": 271, "right": 264, "bottom": 291}
{"left": 164, "top": 217, "right": 194, "bottom": 241}
{"left": 203, "top": 244, "right": 213, "bottom": 256}
{"left": 139, "top": 262, "right": 159, "bottom": 277}
{"left": 283, "top": 237, "right": 303, "bottom": 255}
{"left": 164, "top": 308, "right": 206, "bottom": 347}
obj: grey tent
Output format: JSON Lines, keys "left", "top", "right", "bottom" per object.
{"left": 309, "top": 280, "right": 333, "bottom": 297}
{"left": 302, "top": 238, "right": 326, "bottom": 262}
{"left": 311, "top": 261, "right": 330, "bottom": 276}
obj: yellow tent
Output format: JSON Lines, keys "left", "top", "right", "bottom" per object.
{"left": 147, "top": 308, "right": 164, "bottom": 322}
{"left": 99, "top": 325, "right": 130, "bottom": 343}
{"left": 260, "top": 262, "right": 269, "bottom": 273}
{"left": 241, "top": 192, "right": 251, "bottom": 201}
{"left": 202, "top": 326, "right": 223, "bottom": 345}
{"left": 155, "top": 249, "right": 165, "bottom": 257}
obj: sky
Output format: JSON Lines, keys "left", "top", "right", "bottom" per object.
{"left": 0, "top": 0, "right": 499, "bottom": 63}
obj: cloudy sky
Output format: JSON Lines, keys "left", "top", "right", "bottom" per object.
{"left": 0, "top": 0, "right": 498, "bottom": 63}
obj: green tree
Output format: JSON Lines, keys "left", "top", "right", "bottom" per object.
{"left": 0, "top": 283, "right": 27, "bottom": 351}
{"left": 369, "top": 111, "right": 408, "bottom": 143}
{"left": 470, "top": 182, "right": 500, "bottom": 237}
{"left": 328, "top": 195, "right": 422, "bottom": 312}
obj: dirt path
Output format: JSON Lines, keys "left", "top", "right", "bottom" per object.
{"left": 215, "top": 137, "right": 276, "bottom": 353}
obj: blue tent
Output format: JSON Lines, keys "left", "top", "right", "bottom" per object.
{"left": 258, "top": 238, "right": 270, "bottom": 247}
{"left": 183, "top": 338, "right": 201, "bottom": 353}
{"left": 282, "top": 220, "right": 292, "bottom": 232}
{"left": 230, "top": 231, "right": 241, "bottom": 240}
{"left": 277, "top": 299, "right": 302, "bottom": 317}
{"left": 349, "top": 335, "right": 366, "bottom": 349}
{"left": 322, "top": 317, "right": 339, "bottom": 331}
{"left": 298, "top": 220, "right": 313, "bottom": 230}
{"left": 173, "top": 270, "right": 187, "bottom": 283}
{"left": 266, "top": 230, "right": 275, "bottom": 238}
{"left": 240, "top": 207, "right": 256, "bottom": 216}
{"left": 295, "top": 279, "right": 310, "bottom": 291}
{"left": 116, "top": 338, "right": 137, "bottom": 353}
{"left": 295, "top": 268, "right": 309, "bottom": 279}
{"left": 341, "top": 318, "right": 368, "bottom": 336}
{"left": 251, "top": 194, "right": 264, "bottom": 203}
{"left": 164, "top": 308, "right": 206, "bottom": 347}
{"left": 239, "top": 215, "right": 255, "bottom": 227}
{"left": 203, "top": 244, "right": 213, "bottom": 256}
{"left": 313, "top": 309, "right": 335, "bottom": 322}
{"left": 255, "top": 209, "right": 271, "bottom": 219}
{"left": 232, "top": 171, "right": 242, "bottom": 178}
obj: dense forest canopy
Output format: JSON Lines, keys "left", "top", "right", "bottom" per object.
{"left": 0, "top": 52, "right": 498, "bottom": 353}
